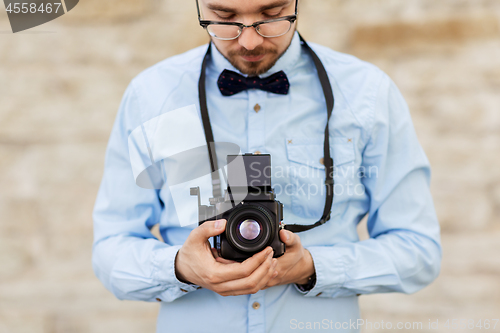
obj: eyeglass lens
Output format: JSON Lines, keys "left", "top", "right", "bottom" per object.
{"left": 207, "top": 20, "right": 292, "bottom": 40}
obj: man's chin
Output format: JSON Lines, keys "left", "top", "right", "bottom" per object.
{"left": 232, "top": 58, "right": 278, "bottom": 76}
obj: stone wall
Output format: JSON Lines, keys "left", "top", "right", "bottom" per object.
{"left": 0, "top": 0, "right": 499, "bottom": 332}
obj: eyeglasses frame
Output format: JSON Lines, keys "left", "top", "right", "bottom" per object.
{"left": 196, "top": 0, "right": 298, "bottom": 40}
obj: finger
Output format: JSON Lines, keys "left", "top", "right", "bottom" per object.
{"left": 215, "top": 256, "right": 238, "bottom": 265}
{"left": 211, "top": 248, "right": 237, "bottom": 264}
{"left": 190, "top": 219, "right": 226, "bottom": 244}
{"left": 263, "top": 270, "right": 280, "bottom": 289}
{"left": 279, "top": 229, "right": 298, "bottom": 247}
{"left": 215, "top": 254, "right": 278, "bottom": 296}
{"left": 209, "top": 246, "right": 274, "bottom": 282}
{"left": 234, "top": 257, "right": 277, "bottom": 294}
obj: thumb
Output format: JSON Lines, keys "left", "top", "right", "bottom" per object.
{"left": 280, "top": 229, "right": 296, "bottom": 246}
{"left": 194, "top": 219, "right": 226, "bottom": 241}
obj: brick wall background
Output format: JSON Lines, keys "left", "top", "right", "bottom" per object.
{"left": 0, "top": 0, "right": 499, "bottom": 332}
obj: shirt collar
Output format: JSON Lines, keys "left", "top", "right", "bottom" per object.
{"left": 209, "top": 31, "right": 302, "bottom": 78}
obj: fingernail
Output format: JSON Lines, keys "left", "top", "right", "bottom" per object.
{"left": 267, "top": 247, "right": 273, "bottom": 256}
{"left": 273, "top": 271, "right": 278, "bottom": 278}
{"left": 272, "top": 259, "right": 278, "bottom": 267}
{"left": 286, "top": 232, "right": 290, "bottom": 241}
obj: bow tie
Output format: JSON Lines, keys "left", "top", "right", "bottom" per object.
{"left": 217, "top": 69, "right": 290, "bottom": 96}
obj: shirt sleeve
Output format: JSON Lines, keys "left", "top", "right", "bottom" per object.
{"left": 92, "top": 83, "right": 199, "bottom": 303}
{"left": 301, "top": 74, "right": 442, "bottom": 298}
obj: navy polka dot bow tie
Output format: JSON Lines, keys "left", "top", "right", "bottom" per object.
{"left": 217, "top": 69, "right": 290, "bottom": 96}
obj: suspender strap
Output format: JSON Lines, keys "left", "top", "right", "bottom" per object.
{"left": 283, "top": 34, "right": 335, "bottom": 233}
{"left": 199, "top": 43, "right": 222, "bottom": 198}
{"left": 198, "top": 34, "right": 335, "bottom": 233}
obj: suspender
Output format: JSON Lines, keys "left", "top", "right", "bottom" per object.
{"left": 198, "top": 34, "right": 335, "bottom": 233}
{"left": 199, "top": 48, "right": 223, "bottom": 198}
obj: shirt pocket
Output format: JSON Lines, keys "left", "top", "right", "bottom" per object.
{"left": 285, "top": 136, "right": 355, "bottom": 219}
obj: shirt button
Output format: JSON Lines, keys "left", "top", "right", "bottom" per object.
{"left": 316, "top": 292, "right": 323, "bottom": 297}
{"left": 254, "top": 151, "right": 261, "bottom": 155}
{"left": 319, "top": 157, "right": 324, "bottom": 165}
{"left": 252, "top": 302, "right": 261, "bottom": 310}
{"left": 254, "top": 104, "right": 261, "bottom": 113}
{"left": 155, "top": 298, "right": 162, "bottom": 302}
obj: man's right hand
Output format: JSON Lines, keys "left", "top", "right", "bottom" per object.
{"left": 175, "top": 219, "right": 278, "bottom": 296}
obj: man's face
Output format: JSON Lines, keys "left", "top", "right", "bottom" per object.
{"left": 199, "top": 0, "right": 297, "bottom": 76}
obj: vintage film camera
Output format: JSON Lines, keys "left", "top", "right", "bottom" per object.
{"left": 191, "top": 153, "right": 285, "bottom": 262}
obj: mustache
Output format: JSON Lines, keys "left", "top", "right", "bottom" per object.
{"left": 228, "top": 47, "right": 278, "bottom": 57}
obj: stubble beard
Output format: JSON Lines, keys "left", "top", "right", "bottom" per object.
{"left": 226, "top": 46, "right": 280, "bottom": 76}
{"left": 213, "top": 36, "right": 295, "bottom": 76}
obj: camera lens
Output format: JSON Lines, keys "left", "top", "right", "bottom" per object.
{"left": 226, "top": 205, "right": 274, "bottom": 254}
{"left": 238, "top": 219, "right": 261, "bottom": 240}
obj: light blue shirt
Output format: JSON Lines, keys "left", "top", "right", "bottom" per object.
{"left": 92, "top": 32, "right": 442, "bottom": 333}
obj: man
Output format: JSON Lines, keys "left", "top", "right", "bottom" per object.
{"left": 92, "top": 0, "right": 442, "bottom": 332}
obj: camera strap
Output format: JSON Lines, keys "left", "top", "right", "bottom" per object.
{"left": 198, "top": 33, "right": 335, "bottom": 233}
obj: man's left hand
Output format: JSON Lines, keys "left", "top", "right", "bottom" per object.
{"left": 264, "top": 229, "right": 315, "bottom": 288}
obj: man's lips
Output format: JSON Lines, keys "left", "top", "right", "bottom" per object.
{"left": 240, "top": 54, "right": 266, "bottom": 62}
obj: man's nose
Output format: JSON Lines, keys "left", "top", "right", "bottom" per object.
{"left": 238, "top": 26, "right": 264, "bottom": 51}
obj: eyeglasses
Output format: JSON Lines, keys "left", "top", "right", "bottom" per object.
{"left": 196, "top": 0, "right": 298, "bottom": 40}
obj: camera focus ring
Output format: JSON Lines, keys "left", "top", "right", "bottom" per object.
{"left": 225, "top": 204, "right": 274, "bottom": 253}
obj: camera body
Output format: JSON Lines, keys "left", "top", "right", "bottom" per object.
{"left": 191, "top": 154, "right": 285, "bottom": 262}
